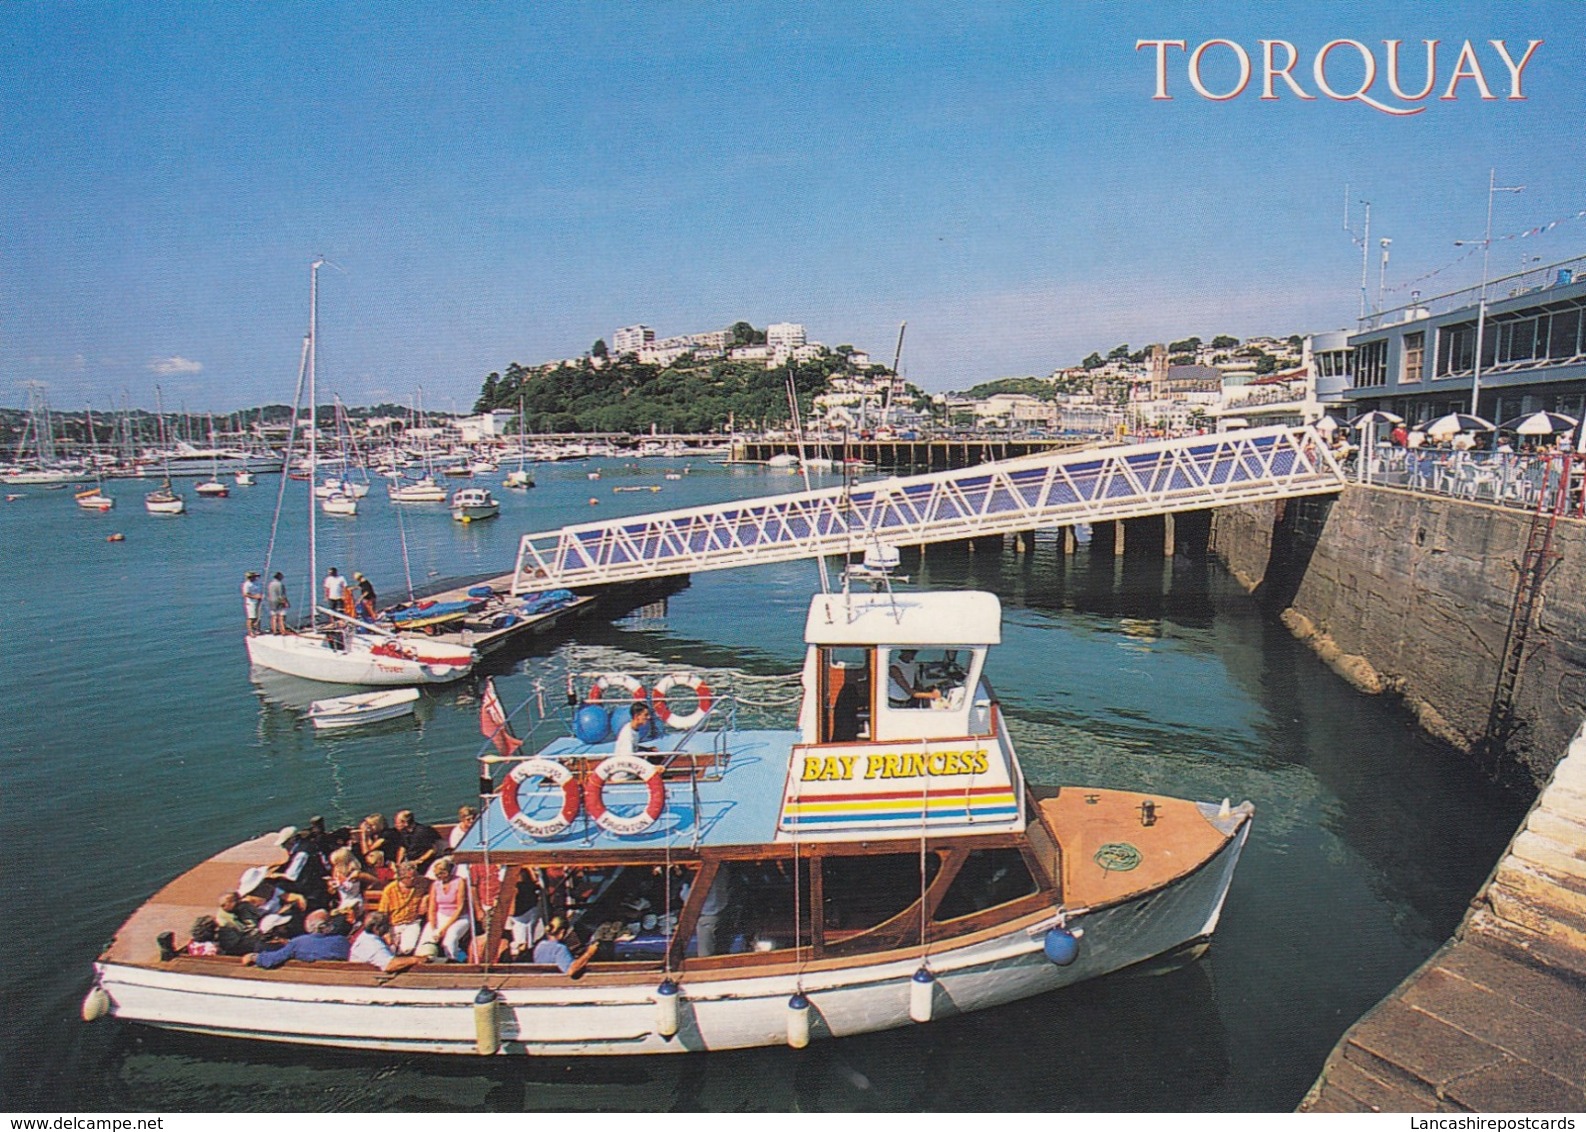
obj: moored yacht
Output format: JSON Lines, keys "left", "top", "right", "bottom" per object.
{"left": 450, "top": 486, "right": 500, "bottom": 522}
{"left": 87, "top": 589, "right": 1252, "bottom": 1056}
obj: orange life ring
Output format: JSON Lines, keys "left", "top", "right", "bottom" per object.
{"left": 586, "top": 672, "right": 646, "bottom": 705}
{"left": 651, "top": 671, "right": 713, "bottom": 730}
{"left": 500, "top": 757, "right": 580, "bottom": 838}
{"left": 583, "top": 754, "right": 665, "bottom": 836}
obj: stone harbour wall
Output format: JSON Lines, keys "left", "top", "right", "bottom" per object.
{"left": 1209, "top": 486, "right": 1586, "bottom": 786}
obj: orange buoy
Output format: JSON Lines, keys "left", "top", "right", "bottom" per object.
{"left": 107, "top": 533, "right": 126, "bottom": 542}
{"left": 589, "top": 497, "right": 599, "bottom": 506}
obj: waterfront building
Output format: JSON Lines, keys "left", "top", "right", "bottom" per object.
{"left": 1340, "top": 254, "right": 1586, "bottom": 424}
{"left": 766, "top": 322, "right": 806, "bottom": 352}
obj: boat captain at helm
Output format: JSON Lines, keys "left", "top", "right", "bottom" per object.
{"left": 888, "top": 649, "right": 940, "bottom": 708}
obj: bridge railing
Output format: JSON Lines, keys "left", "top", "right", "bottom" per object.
{"left": 512, "top": 426, "right": 1346, "bottom": 590}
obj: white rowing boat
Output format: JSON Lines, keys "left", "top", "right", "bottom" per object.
{"left": 306, "top": 688, "right": 420, "bottom": 730}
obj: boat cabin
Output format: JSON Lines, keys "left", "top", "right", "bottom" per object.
{"left": 452, "top": 590, "right": 1041, "bottom": 971}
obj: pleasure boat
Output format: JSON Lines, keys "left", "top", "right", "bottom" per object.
{"left": 388, "top": 475, "right": 448, "bottom": 503}
{"left": 450, "top": 486, "right": 500, "bottom": 522}
{"left": 86, "top": 589, "right": 1252, "bottom": 1056}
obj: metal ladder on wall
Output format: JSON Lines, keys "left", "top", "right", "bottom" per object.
{"left": 1480, "top": 452, "right": 1573, "bottom": 777}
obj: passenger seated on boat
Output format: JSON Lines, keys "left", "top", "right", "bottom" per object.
{"left": 327, "top": 846, "right": 376, "bottom": 917}
{"left": 243, "top": 909, "right": 353, "bottom": 969}
{"left": 362, "top": 849, "right": 395, "bottom": 891}
{"left": 157, "top": 916, "right": 223, "bottom": 961}
{"left": 213, "top": 893, "right": 267, "bottom": 955}
{"left": 447, "top": 806, "right": 479, "bottom": 851}
{"left": 376, "top": 862, "right": 429, "bottom": 955}
{"left": 355, "top": 813, "right": 398, "bottom": 866}
{"left": 887, "top": 650, "right": 939, "bottom": 708}
{"left": 238, "top": 866, "right": 307, "bottom": 936}
{"left": 418, "top": 857, "right": 471, "bottom": 963}
{"left": 350, "top": 912, "right": 426, "bottom": 975}
{"left": 272, "top": 826, "right": 332, "bottom": 912}
{"left": 531, "top": 916, "right": 598, "bottom": 978}
{"left": 393, "top": 810, "right": 444, "bottom": 871}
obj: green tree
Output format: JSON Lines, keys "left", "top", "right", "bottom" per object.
{"left": 591, "top": 339, "right": 608, "bottom": 359}
{"left": 1211, "top": 334, "right": 1239, "bottom": 349}
{"left": 1254, "top": 353, "right": 1279, "bottom": 375}
{"left": 474, "top": 372, "right": 500, "bottom": 413}
{"left": 1168, "top": 336, "right": 1202, "bottom": 355}
{"left": 1082, "top": 352, "right": 1104, "bottom": 370}
{"left": 1107, "top": 343, "right": 1130, "bottom": 360}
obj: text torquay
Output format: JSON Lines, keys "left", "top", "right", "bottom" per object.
{"left": 1135, "top": 38, "right": 1542, "bottom": 116}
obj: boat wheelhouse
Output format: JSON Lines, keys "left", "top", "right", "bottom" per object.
{"left": 89, "top": 589, "right": 1251, "bottom": 1055}
{"left": 450, "top": 486, "right": 500, "bottom": 522}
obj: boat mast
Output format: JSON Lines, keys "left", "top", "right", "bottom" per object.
{"left": 308, "top": 258, "right": 323, "bottom": 631}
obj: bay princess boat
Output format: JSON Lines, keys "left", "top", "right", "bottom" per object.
{"left": 86, "top": 589, "right": 1253, "bottom": 1055}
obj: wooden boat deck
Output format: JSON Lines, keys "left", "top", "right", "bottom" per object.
{"left": 1038, "top": 788, "right": 1233, "bottom": 909}
{"left": 102, "top": 833, "right": 282, "bottom": 966}
{"left": 1301, "top": 726, "right": 1586, "bottom": 1112}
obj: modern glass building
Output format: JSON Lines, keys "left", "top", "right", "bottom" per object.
{"left": 1340, "top": 253, "right": 1586, "bottom": 425}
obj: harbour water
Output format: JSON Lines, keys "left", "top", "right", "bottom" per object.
{"left": 0, "top": 461, "right": 1530, "bottom": 1111}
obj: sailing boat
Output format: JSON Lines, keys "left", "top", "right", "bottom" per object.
{"left": 244, "top": 260, "right": 476, "bottom": 686}
{"left": 74, "top": 403, "right": 115, "bottom": 510}
{"left": 144, "top": 388, "right": 185, "bottom": 515}
{"left": 503, "top": 395, "right": 535, "bottom": 489}
{"left": 195, "top": 415, "right": 230, "bottom": 497}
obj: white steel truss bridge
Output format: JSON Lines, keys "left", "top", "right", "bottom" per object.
{"left": 511, "top": 425, "right": 1347, "bottom": 591}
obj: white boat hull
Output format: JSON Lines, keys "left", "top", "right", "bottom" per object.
{"left": 145, "top": 497, "right": 185, "bottom": 515}
{"left": 307, "top": 688, "right": 419, "bottom": 729}
{"left": 245, "top": 632, "right": 474, "bottom": 686}
{"left": 92, "top": 819, "right": 1246, "bottom": 1055}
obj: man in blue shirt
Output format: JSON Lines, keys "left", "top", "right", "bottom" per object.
{"left": 243, "top": 911, "right": 351, "bottom": 969}
{"left": 531, "top": 917, "right": 598, "bottom": 978}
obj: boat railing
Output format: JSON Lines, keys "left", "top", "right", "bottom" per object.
{"left": 491, "top": 668, "right": 803, "bottom": 778}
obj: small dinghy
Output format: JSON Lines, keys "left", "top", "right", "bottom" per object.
{"left": 305, "top": 688, "right": 419, "bottom": 730}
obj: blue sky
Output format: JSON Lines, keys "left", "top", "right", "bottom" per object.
{"left": 4, "top": 2, "right": 1584, "bottom": 411}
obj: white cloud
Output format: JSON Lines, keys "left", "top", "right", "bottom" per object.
{"left": 148, "top": 355, "right": 204, "bottom": 376}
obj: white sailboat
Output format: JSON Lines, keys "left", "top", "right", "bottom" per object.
{"left": 503, "top": 396, "right": 535, "bottom": 489}
{"left": 194, "top": 416, "right": 230, "bottom": 497}
{"left": 144, "top": 389, "right": 185, "bottom": 515}
{"left": 74, "top": 404, "right": 114, "bottom": 510}
{"left": 245, "top": 260, "right": 475, "bottom": 687}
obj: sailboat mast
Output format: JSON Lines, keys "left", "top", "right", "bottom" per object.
{"left": 308, "top": 258, "right": 322, "bottom": 631}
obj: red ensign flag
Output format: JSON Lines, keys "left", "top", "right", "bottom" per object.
{"left": 480, "top": 677, "right": 523, "bottom": 757}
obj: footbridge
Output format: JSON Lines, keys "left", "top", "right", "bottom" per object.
{"left": 511, "top": 425, "right": 1347, "bottom": 591}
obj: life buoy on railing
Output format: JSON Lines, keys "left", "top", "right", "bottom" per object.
{"left": 585, "top": 672, "right": 647, "bottom": 705}
{"left": 583, "top": 754, "right": 666, "bottom": 835}
{"left": 500, "top": 757, "right": 581, "bottom": 838}
{"left": 651, "top": 672, "right": 713, "bottom": 730}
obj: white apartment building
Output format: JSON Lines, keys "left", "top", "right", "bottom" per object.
{"left": 613, "top": 325, "right": 655, "bottom": 353}
{"left": 767, "top": 323, "right": 806, "bottom": 351}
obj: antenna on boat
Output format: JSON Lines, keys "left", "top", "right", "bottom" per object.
{"left": 784, "top": 365, "right": 829, "bottom": 594}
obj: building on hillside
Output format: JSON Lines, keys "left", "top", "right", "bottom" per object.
{"left": 1341, "top": 255, "right": 1586, "bottom": 424}
{"left": 613, "top": 325, "right": 656, "bottom": 353}
{"left": 766, "top": 323, "right": 806, "bottom": 352}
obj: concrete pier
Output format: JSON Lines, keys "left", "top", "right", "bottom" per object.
{"left": 1301, "top": 726, "right": 1586, "bottom": 1112}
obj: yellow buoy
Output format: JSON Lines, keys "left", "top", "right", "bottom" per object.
{"left": 473, "top": 987, "right": 500, "bottom": 1055}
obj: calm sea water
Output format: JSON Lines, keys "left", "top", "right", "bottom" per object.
{"left": 0, "top": 460, "right": 1530, "bottom": 1112}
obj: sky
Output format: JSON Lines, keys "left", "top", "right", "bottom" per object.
{"left": 3, "top": 2, "right": 1585, "bottom": 412}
